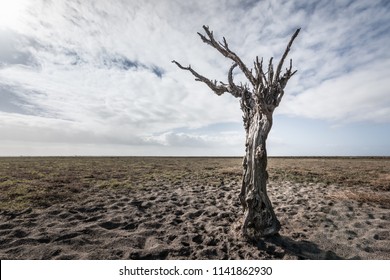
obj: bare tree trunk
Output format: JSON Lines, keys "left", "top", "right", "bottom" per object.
{"left": 240, "top": 112, "right": 280, "bottom": 238}
{"left": 172, "top": 26, "right": 300, "bottom": 238}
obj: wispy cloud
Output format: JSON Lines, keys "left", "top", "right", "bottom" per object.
{"left": 280, "top": 59, "right": 390, "bottom": 123}
{"left": 0, "top": 0, "right": 389, "bottom": 155}
{"left": 281, "top": 0, "right": 390, "bottom": 123}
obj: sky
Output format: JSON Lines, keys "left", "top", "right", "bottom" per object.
{"left": 0, "top": 0, "right": 389, "bottom": 156}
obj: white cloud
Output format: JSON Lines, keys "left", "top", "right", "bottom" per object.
{"left": 144, "top": 129, "right": 243, "bottom": 148}
{"left": 0, "top": 0, "right": 389, "bottom": 155}
{"left": 279, "top": 59, "right": 390, "bottom": 123}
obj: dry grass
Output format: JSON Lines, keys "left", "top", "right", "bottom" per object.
{"left": 328, "top": 190, "right": 390, "bottom": 206}
{"left": 268, "top": 157, "right": 390, "bottom": 191}
{"left": 0, "top": 157, "right": 389, "bottom": 211}
{"left": 268, "top": 157, "right": 390, "bottom": 208}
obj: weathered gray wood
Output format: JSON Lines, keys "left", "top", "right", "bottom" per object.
{"left": 173, "top": 26, "right": 300, "bottom": 239}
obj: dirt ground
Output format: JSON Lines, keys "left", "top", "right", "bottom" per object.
{"left": 0, "top": 157, "right": 389, "bottom": 259}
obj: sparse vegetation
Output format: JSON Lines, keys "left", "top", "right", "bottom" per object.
{"left": 0, "top": 157, "right": 389, "bottom": 211}
{"left": 268, "top": 157, "right": 390, "bottom": 192}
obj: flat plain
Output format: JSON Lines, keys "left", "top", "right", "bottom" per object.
{"left": 0, "top": 157, "right": 389, "bottom": 259}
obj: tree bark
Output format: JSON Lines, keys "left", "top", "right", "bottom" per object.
{"left": 240, "top": 111, "right": 280, "bottom": 238}
{"left": 172, "top": 26, "right": 300, "bottom": 239}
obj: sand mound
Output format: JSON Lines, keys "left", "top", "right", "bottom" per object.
{"left": 0, "top": 180, "right": 389, "bottom": 259}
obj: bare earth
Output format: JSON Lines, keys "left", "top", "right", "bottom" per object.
{"left": 0, "top": 157, "right": 389, "bottom": 259}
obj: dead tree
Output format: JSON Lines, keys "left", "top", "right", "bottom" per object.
{"left": 173, "top": 26, "right": 300, "bottom": 238}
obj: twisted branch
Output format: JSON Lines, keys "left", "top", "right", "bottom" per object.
{"left": 254, "top": 56, "right": 267, "bottom": 88}
{"left": 227, "top": 63, "right": 241, "bottom": 97}
{"left": 173, "top": 26, "right": 300, "bottom": 111}
{"left": 172, "top": 60, "right": 244, "bottom": 97}
{"left": 198, "top": 25, "right": 256, "bottom": 87}
{"left": 274, "top": 28, "right": 300, "bottom": 84}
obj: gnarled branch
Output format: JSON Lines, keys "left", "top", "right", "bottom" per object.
{"left": 173, "top": 27, "right": 300, "bottom": 110}
{"left": 254, "top": 56, "right": 267, "bottom": 88}
{"left": 198, "top": 25, "right": 256, "bottom": 87}
{"left": 227, "top": 63, "right": 242, "bottom": 98}
{"left": 172, "top": 60, "right": 228, "bottom": 96}
{"left": 274, "top": 28, "right": 300, "bottom": 84}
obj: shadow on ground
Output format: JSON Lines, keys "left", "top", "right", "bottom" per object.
{"left": 258, "top": 235, "right": 345, "bottom": 260}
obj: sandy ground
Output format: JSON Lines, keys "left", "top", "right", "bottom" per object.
{"left": 0, "top": 180, "right": 389, "bottom": 259}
